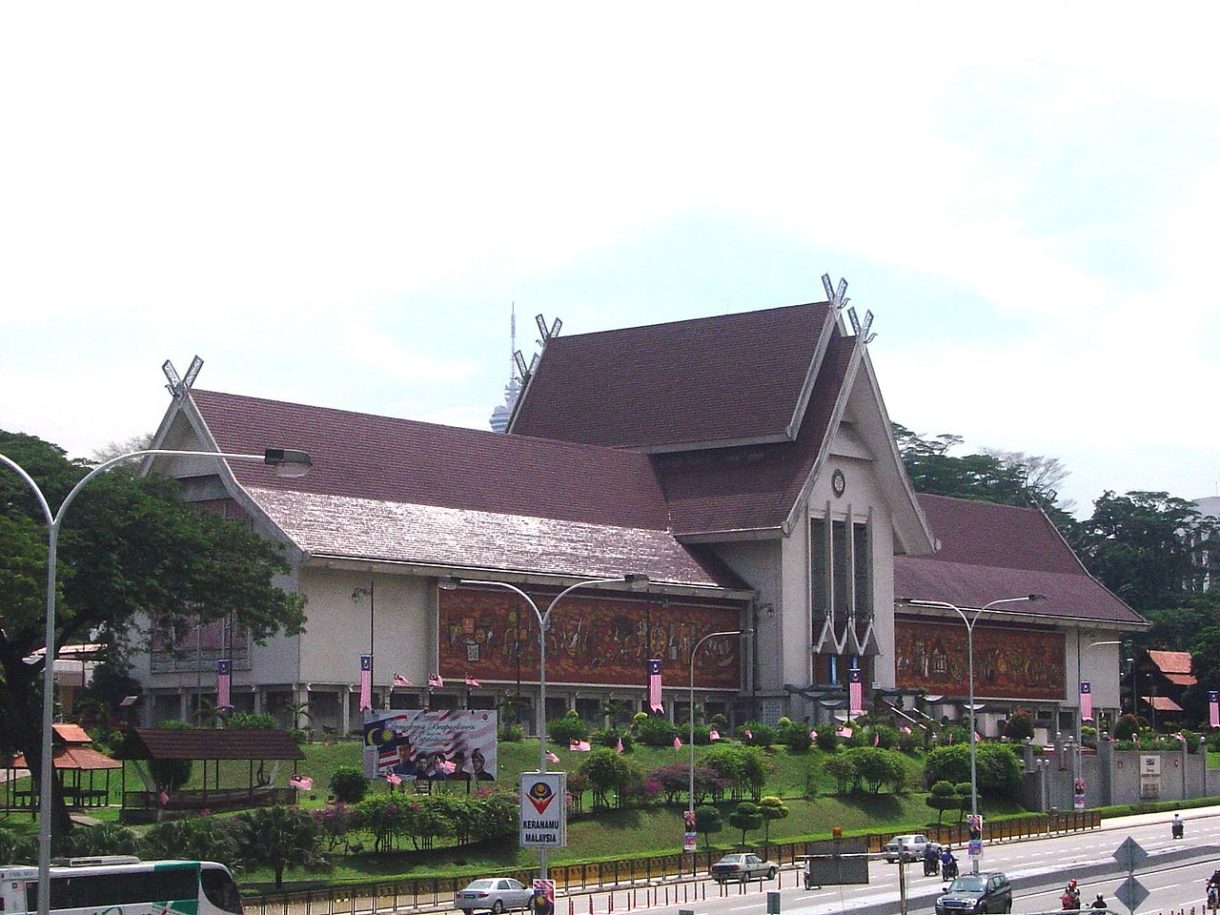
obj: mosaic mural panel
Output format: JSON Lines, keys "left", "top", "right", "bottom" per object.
{"left": 895, "top": 618, "right": 1065, "bottom": 700}
{"left": 439, "top": 590, "right": 742, "bottom": 688}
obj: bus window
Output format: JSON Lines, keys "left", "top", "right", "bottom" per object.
{"left": 200, "top": 865, "right": 243, "bottom": 914}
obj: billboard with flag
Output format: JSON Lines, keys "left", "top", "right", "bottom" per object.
{"left": 362, "top": 708, "right": 497, "bottom": 781}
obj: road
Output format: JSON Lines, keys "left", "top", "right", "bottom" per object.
{"left": 556, "top": 807, "right": 1220, "bottom": 915}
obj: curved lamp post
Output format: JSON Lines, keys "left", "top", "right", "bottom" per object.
{"left": 1076, "top": 639, "right": 1121, "bottom": 788}
{"left": 900, "top": 594, "right": 1045, "bottom": 873}
{"left": 440, "top": 573, "right": 648, "bottom": 882}
{"left": 0, "top": 445, "right": 312, "bottom": 915}
{"left": 687, "top": 629, "right": 751, "bottom": 824}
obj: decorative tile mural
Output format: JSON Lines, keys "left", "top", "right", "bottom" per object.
{"left": 895, "top": 618, "right": 1064, "bottom": 700}
{"left": 439, "top": 590, "right": 742, "bottom": 687}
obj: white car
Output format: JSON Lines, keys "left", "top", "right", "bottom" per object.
{"left": 883, "top": 833, "right": 937, "bottom": 863}
{"left": 455, "top": 878, "right": 533, "bottom": 915}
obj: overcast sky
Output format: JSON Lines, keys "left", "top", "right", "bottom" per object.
{"left": 3, "top": 3, "right": 1218, "bottom": 518}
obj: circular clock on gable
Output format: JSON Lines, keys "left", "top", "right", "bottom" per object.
{"left": 831, "top": 469, "right": 846, "bottom": 497}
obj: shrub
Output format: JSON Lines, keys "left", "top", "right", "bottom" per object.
{"left": 703, "top": 744, "right": 768, "bottom": 800}
{"left": 140, "top": 817, "right": 239, "bottom": 862}
{"left": 235, "top": 806, "right": 325, "bottom": 889}
{"left": 0, "top": 827, "right": 35, "bottom": 865}
{"left": 926, "top": 780, "right": 959, "bottom": 825}
{"left": 329, "top": 766, "right": 368, "bottom": 804}
{"left": 694, "top": 804, "right": 723, "bottom": 850}
{"left": 61, "top": 822, "right": 141, "bottom": 858}
{"left": 692, "top": 724, "right": 714, "bottom": 745}
{"left": 924, "top": 743, "right": 1022, "bottom": 799}
{"left": 1113, "top": 713, "right": 1140, "bottom": 742}
{"left": 352, "top": 795, "right": 409, "bottom": 852}
{"left": 500, "top": 723, "right": 525, "bottom": 742}
{"left": 227, "top": 711, "right": 277, "bottom": 729}
{"left": 313, "top": 803, "right": 357, "bottom": 853}
{"left": 591, "top": 727, "right": 633, "bottom": 751}
{"left": 738, "top": 722, "right": 776, "bottom": 748}
{"left": 815, "top": 730, "right": 840, "bottom": 752}
{"left": 579, "top": 749, "right": 643, "bottom": 809}
{"left": 635, "top": 715, "right": 679, "bottom": 747}
{"left": 822, "top": 753, "right": 857, "bottom": 794}
{"left": 728, "top": 801, "right": 762, "bottom": 845}
{"left": 547, "top": 712, "right": 589, "bottom": 745}
{"left": 1004, "top": 711, "right": 1035, "bottom": 741}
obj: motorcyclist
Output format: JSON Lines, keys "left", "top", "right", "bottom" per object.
{"left": 1091, "top": 893, "right": 1107, "bottom": 910}
{"left": 1207, "top": 869, "right": 1220, "bottom": 909}
{"left": 1172, "top": 812, "right": 1184, "bottom": 839}
{"left": 923, "top": 841, "right": 939, "bottom": 877}
{"left": 940, "top": 845, "right": 958, "bottom": 880}
{"left": 1061, "top": 878, "right": 1081, "bottom": 911}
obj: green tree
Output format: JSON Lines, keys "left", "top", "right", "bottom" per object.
{"left": 235, "top": 805, "right": 325, "bottom": 888}
{"left": 694, "top": 804, "right": 723, "bottom": 851}
{"left": 578, "top": 749, "right": 641, "bottom": 809}
{"left": 0, "top": 430, "right": 307, "bottom": 832}
{"left": 757, "top": 795, "right": 789, "bottom": 846}
{"left": 727, "top": 801, "right": 762, "bottom": 846}
{"left": 329, "top": 767, "right": 368, "bottom": 804}
{"left": 925, "top": 780, "right": 960, "bottom": 826}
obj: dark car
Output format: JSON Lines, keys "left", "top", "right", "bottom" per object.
{"left": 710, "top": 853, "right": 777, "bottom": 883}
{"left": 935, "top": 872, "right": 1013, "bottom": 915}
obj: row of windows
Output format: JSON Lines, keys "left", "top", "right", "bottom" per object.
{"left": 810, "top": 518, "right": 872, "bottom": 618}
{"left": 30, "top": 869, "right": 199, "bottom": 911}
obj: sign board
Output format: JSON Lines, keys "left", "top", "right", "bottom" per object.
{"left": 362, "top": 709, "right": 498, "bottom": 781}
{"left": 1113, "top": 836, "right": 1148, "bottom": 872}
{"left": 797, "top": 852, "right": 870, "bottom": 886}
{"left": 1114, "top": 875, "right": 1149, "bottom": 912}
{"left": 520, "top": 771, "right": 567, "bottom": 848}
{"left": 683, "top": 832, "right": 697, "bottom": 853}
{"left": 1139, "top": 755, "right": 1161, "bottom": 799}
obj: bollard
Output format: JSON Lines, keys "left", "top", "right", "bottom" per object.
{"left": 766, "top": 891, "right": 781, "bottom": 915}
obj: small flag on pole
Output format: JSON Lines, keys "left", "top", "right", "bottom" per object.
{"left": 158, "top": 789, "right": 169, "bottom": 807}
{"left": 1079, "top": 681, "right": 1093, "bottom": 722}
{"left": 899, "top": 724, "right": 912, "bottom": 734}
{"left": 440, "top": 760, "right": 457, "bottom": 775}
{"left": 615, "top": 736, "right": 624, "bottom": 753}
{"left": 836, "top": 725, "right": 853, "bottom": 738}
{"left": 873, "top": 731, "right": 880, "bottom": 746}
{"left": 465, "top": 676, "right": 481, "bottom": 687}
{"left": 393, "top": 673, "right": 412, "bottom": 687}
{"left": 744, "top": 727, "right": 753, "bottom": 741}
{"left": 289, "top": 775, "right": 313, "bottom": 790}
{"left": 386, "top": 771, "right": 402, "bottom": 786}
{"left": 546, "top": 751, "right": 561, "bottom": 763}
{"left": 428, "top": 673, "right": 444, "bottom": 688}
{"left": 359, "top": 654, "right": 373, "bottom": 711}
{"left": 673, "top": 736, "right": 682, "bottom": 749}
{"left": 216, "top": 659, "right": 232, "bottom": 710}
{"left": 1210, "top": 690, "right": 1219, "bottom": 729}
{"left": 848, "top": 667, "right": 863, "bottom": 718}
{"left": 647, "top": 659, "right": 663, "bottom": 713}
{"left": 708, "top": 728, "right": 720, "bottom": 741}
{"left": 569, "top": 740, "right": 591, "bottom": 751}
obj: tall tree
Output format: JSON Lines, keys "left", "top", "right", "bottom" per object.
{"left": 1074, "top": 490, "right": 1218, "bottom": 613}
{"left": 0, "top": 430, "right": 306, "bottom": 834}
{"left": 892, "top": 423, "right": 1076, "bottom": 533}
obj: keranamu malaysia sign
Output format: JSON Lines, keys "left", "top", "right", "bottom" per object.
{"left": 520, "top": 771, "right": 567, "bottom": 848}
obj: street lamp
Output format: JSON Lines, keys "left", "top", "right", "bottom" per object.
{"left": 440, "top": 572, "right": 648, "bottom": 881}
{"left": 687, "top": 629, "right": 751, "bottom": 825}
{"left": 0, "top": 445, "right": 311, "bottom": 915}
{"left": 1076, "top": 639, "right": 1121, "bottom": 792}
{"left": 900, "top": 594, "right": 1045, "bottom": 873}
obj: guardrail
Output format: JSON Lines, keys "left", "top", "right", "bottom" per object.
{"left": 243, "top": 810, "right": 1100, "bottom": 915}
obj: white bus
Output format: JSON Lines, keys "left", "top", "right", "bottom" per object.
{"left": 0, "top": 856, "right": 243, "bottom": 915}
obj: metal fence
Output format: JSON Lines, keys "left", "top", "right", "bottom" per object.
{"left": 243, "top": 810, "right": 1100, "bottom": 915}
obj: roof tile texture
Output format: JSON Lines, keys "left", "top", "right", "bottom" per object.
{"left": 125, "top": 728, "right": 305, "bottom": 761}
{"left": 511, "top": 303, "right": 831, "bottom": 449}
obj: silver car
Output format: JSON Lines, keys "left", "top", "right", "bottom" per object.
{"left": 883, "top": 833, "right": 936, "bottom": 863}
{"left": 710, "top": 853, "right": 778, "bottom": 883}
{"left": 455, "top": 878, "right": 533, "bottom": 915}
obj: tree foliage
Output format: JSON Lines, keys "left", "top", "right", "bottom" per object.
{"left": 727, "top": 801, "right": 762, "bottom": 845}
{"left": 923, "top": 744, "right": 1021, "bottom": 799}
{"left": 694, "top": 804, "right": 723, "bottom": 850}
{"left": 925, "top": 780, "right": 959, "bottom": 826}
{"left": 0, "top": 429, "right": 307, "bottom": 830}
{"left": 235, "top": 806, "right": 325, "bottom": 889}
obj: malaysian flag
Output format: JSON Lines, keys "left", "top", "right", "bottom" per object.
{"left": 464, "top": 676, "right": 481, "bottom": 687}
{"left": 848, "top": 667, "right": 863, "bottom": 718}
{"left": 546, "top": 750, "right": 561, "bottom": 763}
{"left": 1210, "top": 690, "right": 1219, "bottom": 729}
{"left": 1079, "top": 681, "right": 1093, "bottom": 722}
{"left": 647, "top": 659, "right": 663, "bottom": 713}
{"left": 393, "top": 673, "right": 412, "bottom": 687}
{"left": 614, "top": 736, "right": 624, "bottom": 753}
{"left": 359, "top": 654, "right": 373, "bottom": 711}
{"left": 836, "top": 725, "right": 853, "bottom": 738}
{"left": 428, "top": 673, "right": 444, "bottom": 688}
{"left": 708, "top": 728, "right": 720, "bottom": 741}
{"left": 386, "top": 771, "right": 402, "bottom": 786}
{"left": 216, "top": 659, "right": 232, "bottom": 709}
{"left": 569, "top": 740, "right": 591, "bottom": 751}
{"left": 809, "top": 729, "right": 818, "bottom": 741}
{"left": 672, "top": 735, "right": 682, "bottom": 749}
{"left": 289, "top": 775, "right": 313, "bottom": 790}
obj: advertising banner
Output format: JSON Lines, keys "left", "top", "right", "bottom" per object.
{"left": 362, "top": 709, "right": 498, "bottom": 782}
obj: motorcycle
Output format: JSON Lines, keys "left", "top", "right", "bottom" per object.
{"left": 1172, "top": 819, "right": 1184, "bottom": 839}
{"left": 1061, "top": 885, "right": 1081, "bottom": 911}
{"left": 1206, "top": 883, "right": 1218, "bottom": 910}
{"left": 941, "top": 857, "right": 958, "bottom": 880}
{"left": 923, "top": 851, "right": 940, "bottom": 877}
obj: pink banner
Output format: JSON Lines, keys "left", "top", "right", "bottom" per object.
{"left": 848, "top": 667, "right": 863, "bottom": 717}
{"left": 1079, "top": 681, "right": 1092, "bottom": 722}
{"left": 647, "top": 658, "right": 663, "bottom": 712}
{"left": 216, "top": 659, "right": 231, "bottom": 709}
{"left": 359, "top": 654, "right": 372, "bottom": 711}
{"left": 1210, "top": 691, "right": 1218, "bottom": 729}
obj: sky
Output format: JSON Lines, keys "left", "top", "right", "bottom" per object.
{"left": 2, "top": 3, "right": 1219, "bottom": 519}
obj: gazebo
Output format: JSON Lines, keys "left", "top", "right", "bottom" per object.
{"left": 4, "top": 723, "right": 120, "bottom": 815}
{"left": 118, "top": 727, "right": 305, "bottom": 822}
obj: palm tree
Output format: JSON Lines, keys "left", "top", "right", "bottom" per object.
{"left": 235, "top": 806, "right": 324, "bottom": 889}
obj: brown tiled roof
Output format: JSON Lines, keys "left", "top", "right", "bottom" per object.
{"left": 123, "top": 728, "right": 305, "bottom": 761}
{"left": 895, "top": 494, "right": 1146, "bottom": 625}
{"left": 53, "top": 723, "right": 92, "bottom": 744}
{"left": 1145, "top": 696, "right": 1183, "bottom": 712}
{"left": 510, "top": 302, "right": 833, "bottom": 449}
{"left": 184, "top": 391, "right": 750, "bottom": 590}
{"left": 652, "top": 333, "right": 856, "bottom": 536}
{"left": 12, "top": 746, "right": 120, "bottom": 771}
{"left": 1147, "top": 650, "right": 1194, "bottom": 676}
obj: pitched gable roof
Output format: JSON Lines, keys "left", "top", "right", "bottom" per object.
{"left": 895, "top": 493, "right": 1147, "bottom": 626}
{"left": 1147, "top": 649, "right": 1195, "bottom": 686}
{"left": 510, "top": 302, "right": 834, "bottom": 450}
{"left": 161, "top": 390, "right": 750, "bottom": 591}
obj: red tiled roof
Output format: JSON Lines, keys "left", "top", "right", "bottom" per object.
{"left": 895, "top": 494, "right": 1146, "bottom": 625}
{"left": 652, "top": 333, "right": 856, "bottom": 536}
{"left": 184, "top": 391, "right": 750, "bottom": 590}
{"left": 1164, "top": 673, "right": 1197, "bottom": 687}
{"left": 510, "top": 302, "right": 833, "bottom": 449}
{"left": 53, "top": 723, "right": 92, "bottom": 744}
{"left": 13, "top": 746, "right": 120, "bottom": 771}
{"left": 1147, "top": 650, "right": 1194, "bottom": 676}
{"left": 1145, "top": 696, "right": 1183, "bottom": 712}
